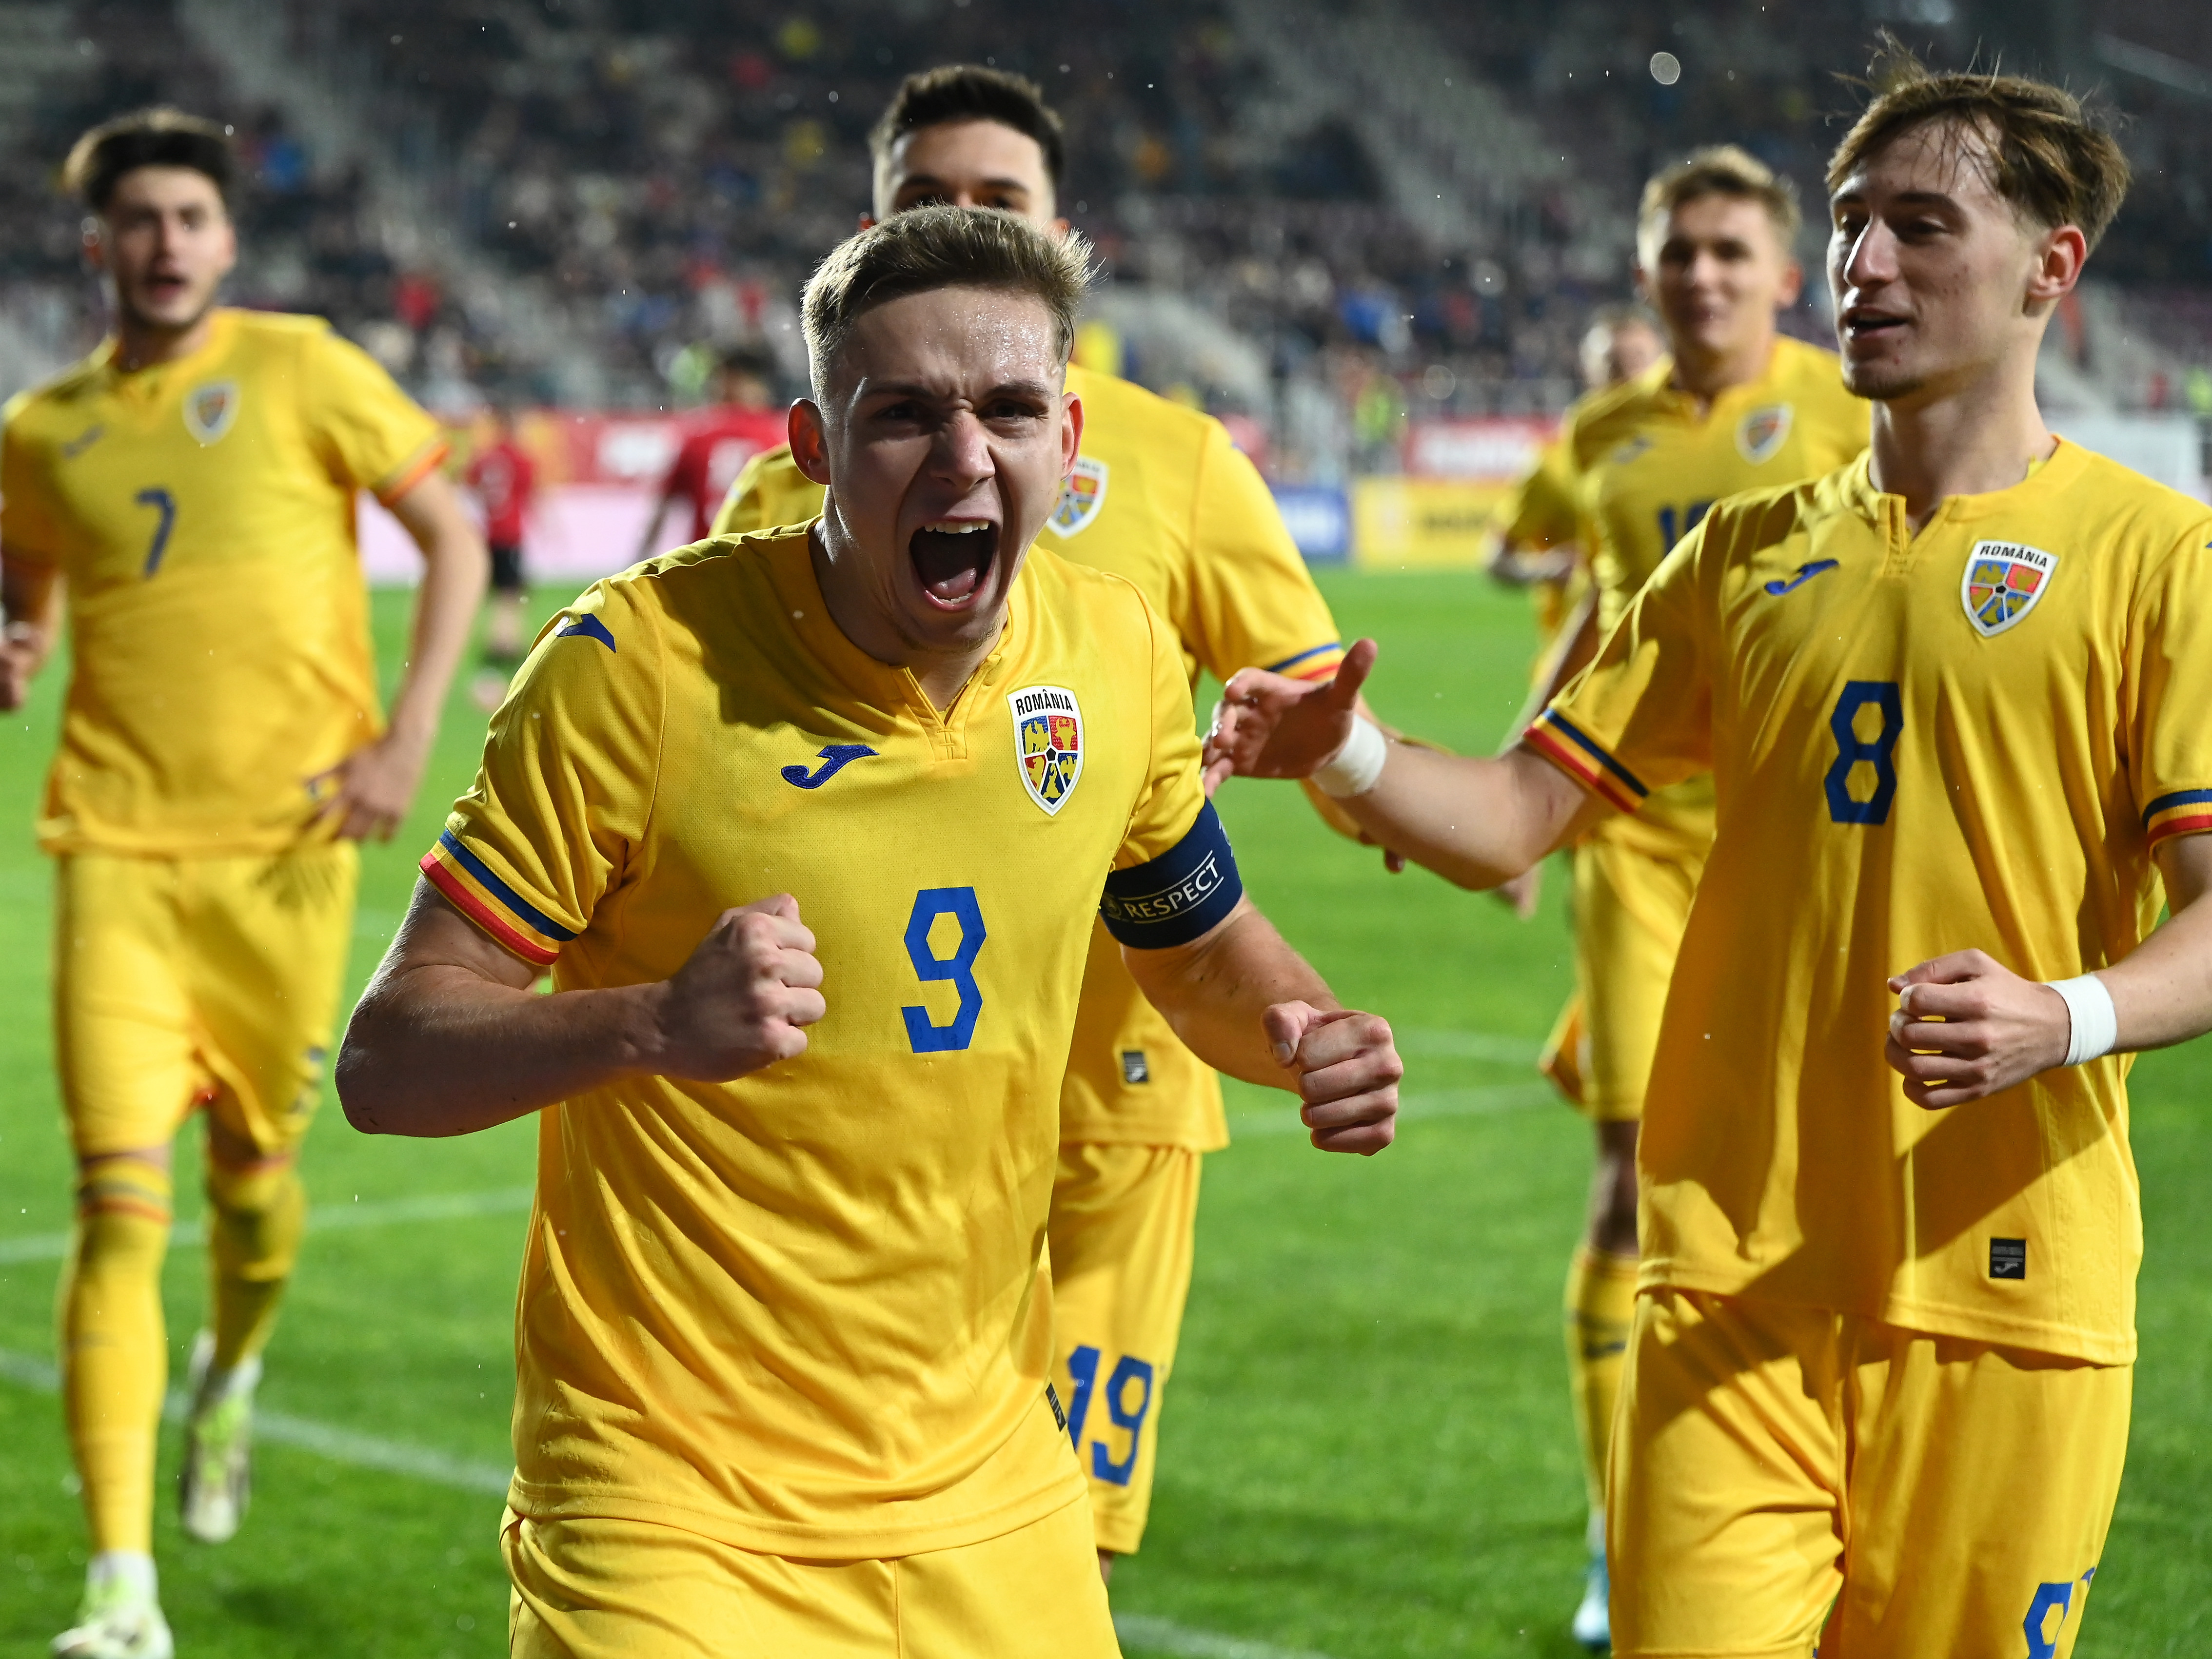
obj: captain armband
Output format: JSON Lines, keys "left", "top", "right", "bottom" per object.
{"left": 1100, "top": 800, "right": 1244, "bottom": 948}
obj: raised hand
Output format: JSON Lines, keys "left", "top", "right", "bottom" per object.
{"left": 1885, "top": 949, "right": 2072, "bottom": 1109}
{"left": 651, "top": 894, "right": 828, "bottom": 1081}
{"left": 1262, "top": 999, "right": 1400, "bottom": 1154}
{"left": 1205, "top": 638, "right": 1379, "bottom": 793}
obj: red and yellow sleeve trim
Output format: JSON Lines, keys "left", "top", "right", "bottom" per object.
{"left": 420, "top": 829, "right": 576, "bottom": 967}
{"left": 1266, "top": 642, "right": 1346, "bottom": 683}
{"left": 1524, "top": 708, "right": 1648, "bottom": 815}
{"left": 2144, "top": 788, "right": 2212, "bottom": 848}
{"left": 374, "top": 436, "right": 452, "bottom": 506}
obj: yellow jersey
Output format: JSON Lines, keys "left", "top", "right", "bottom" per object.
{"left": 1558, "top": 336, "right": 1868, "bottom": 854}
{"left": 0, "top": 309, "right": 445, "bottom": 856}
{"left": 713, "top": 363, "right": 1343, "bottom": 1150}
{"left": 422, "top": 526, "right": 1232, "bottom": 1556}
{"left": 1493, "top": 433, "right": 1589, "bottom": 651}
{"left": 1530, "top": 440, "right": 2212, "bottom": 1364}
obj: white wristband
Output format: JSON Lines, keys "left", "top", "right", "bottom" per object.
{"left": 2046, "top": 973, "right": 2117, "bottom": 1067}
{"left": 1312, "top": 714, "right": 1388, "bottom": 798}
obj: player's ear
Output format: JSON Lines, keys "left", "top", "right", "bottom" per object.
{"left": 81, "top": 216, "right": 106, "bottom": 273}
{"left": 2026, "top": 224, "right": 2088, "bottom": 306}
{"left": 1775, "top": 258, "right": 1804, "bottom": 310}
{"left": 1060, "top": 389, "right": 1083, "bottom": 476}
{"left": 789, "top": 400, "right": 833, "bottom": 487}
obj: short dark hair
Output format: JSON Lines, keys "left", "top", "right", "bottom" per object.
{"left": 1827, "top": 38, "right": 2130, "bottom": 250}
{"left": 802, "top": 206, "right": 1092, "bottom": 390}
{"left": 868, "top": 65, "right": 1066, "bottom": 192}
{"left": 716, "top": 344, "right": 778, "bottom": 383}
{"left": 63, "top": 107, "right": 237, "bottom": 213}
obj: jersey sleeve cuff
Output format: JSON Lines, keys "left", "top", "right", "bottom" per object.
{"left": 420, "top": 827, "right": 578, "bottom": 966}
{"left": 2144, "top": 788, "right": 2212, "bottom": 848}
{"left": 1264, "top": 642, "right": 1345, "bottom": 683}
{"left": 1101, "top": 800, "right": 1244, "bottom": 948}
{"left": 1524, "top": 708, "right": 1649, "bottom": 815}
{"left": 374, "top": 436, "right": 452, "bottom": 506}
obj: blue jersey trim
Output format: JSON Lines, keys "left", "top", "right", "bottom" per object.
{"left": 1100, "top": 800, "right": 1244, "bottom": 949}
{"left": 555, "top": 614, "right": 617, "bottom": 651}
{"left": 1540, "top": 710, "right": 1651, "bottom": 800}
{"left": 1264, "top": 643, "right": 1343, "bottom": 675}
{"left": 2143, "top": 787, "right": 2212, "bottom": 826}
{"left": 436, "top": 830, "right": 578, "bottom": 942}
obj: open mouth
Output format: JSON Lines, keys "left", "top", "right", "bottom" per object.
{"left": 1843, "top": 309, "right": 1908, "bottom": 341}
{"left": 908, "top": 519, "right": 998, "bottom": 609}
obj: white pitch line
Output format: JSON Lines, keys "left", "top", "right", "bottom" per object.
{"left": 1227, "top": 1081, "right": 1554, "bottom": 1137}
{"left": 1395, "top": 1028, "right": 1544, "bottom": 1067}
{"left": 0, "top": 1345, "right": 513, "bottom": 1496}
{"left": 1115, "top": 1612, "right": 1337, "bottom": 1659}
{"left": 0, "top": 1186, "right": 535, "bottom": 1267}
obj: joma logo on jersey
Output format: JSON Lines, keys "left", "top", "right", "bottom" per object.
{"left": 1962, "top": 541, "right": 2056, "bottom": 638}
{"left": 183, "top": 380, "right": 240, "bottom": 445}
{"left": 1736, "top": 403, "right": 1793, "bottom": 464}
{"left": 1008, "top": 684, "right": 1084, "bottom": 815}
{"left": 1048, "top": 456, "right": 1108, "bottom": 537}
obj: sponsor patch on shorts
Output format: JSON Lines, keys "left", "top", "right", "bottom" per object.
{"left": 1990, "top": 1237, "right": 2027, "bottom": 1280}
{"left": 1121, "top": 1050, "right": 1150, "bottom": 1084}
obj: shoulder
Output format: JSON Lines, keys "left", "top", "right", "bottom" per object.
{"left": 1774, "top": 336, "right": 1864, "bottom": 416}
{"left": 1697, "top": 461, "right": 1856, "bottom": 557}
{"left": 228, "top": 308, "right": 341, "bottom": 364}
{"left": 1025, "top": 539, "right": 1157, "bottom": 631}
{"left": 1567, "top": 366, "right": 1664, "bottom": 456}
{"left": 3, "top": 351, "right": 109, "bottom": 433}
{"left": 2058, "top": 442, "right": 2212, "bottom": 559}
{"left": 1068, "top": 364, "right": 1224, "bottom": 466}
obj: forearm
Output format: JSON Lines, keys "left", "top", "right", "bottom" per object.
{"left": 2104, "top": 855, "right": 2212, "bottom": 1053}
{"left": 1334, "top": 742, "right": 1594, "bottom": 890}
{"left": 339, "top": 965, "right": 661, "bottom": 1136}
{"left": 388, "top": 521, "right": 487, "bottom": 743}
{"left": 1125, "top": 903, "right": 1334, "bottom": 1089}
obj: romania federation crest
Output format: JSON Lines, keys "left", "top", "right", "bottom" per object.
{"left": 183, "top": 380, "right": 239, "bottom": 445}
{"left": 1961, "top": 540, "right": 2057, "bottom": 638}
{"left": 1736, "top": 403, "right": 1792, "bottom": 464}
{"left": 1008, "top": 683, "right": 1085, "bottom": 815}
{"left": 1048, "top": 456, "right": 1109, "bottom": 537}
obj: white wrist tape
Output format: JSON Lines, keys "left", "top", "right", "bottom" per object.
{"left": 2046, "top": 973, "right": 2117, "bottom": 1067}
{"left": 1312, "top": 715, "right": 1388, "bottom": 799}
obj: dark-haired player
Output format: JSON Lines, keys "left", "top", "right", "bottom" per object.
{"left": 469, "top": 402, "right": 539, "bottom": 707}
{"left": 0, "top": 107, "right": 484, "bottom": 1659}
{"left": 339, "top": 206, "right": 1399, "bottom": 1659}
{"left": 1207, "top": 55, "right": 2212, "bottom": 1657}
{"left": 712, "top": 65, "right": 1357, "bottom": 1579}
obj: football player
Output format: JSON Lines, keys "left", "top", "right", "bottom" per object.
{"left": 0, "top": 108, "right": 485, "bottom": 1659}
{"left": 711, "top": 66, "right": 1358, "bottom": 1579}
{"left": 336, "top": 206, "right": 1401, "bottom": 1659}
{"left": 1204, "top": 55, "right": 2211, "bottom": 1659}
{"left": 1495, "top": 146, "right": 1868, "bottom": 1651}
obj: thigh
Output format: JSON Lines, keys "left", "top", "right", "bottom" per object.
{"left": 1609, "top": 1289, "right": 1846, "bottom": 1658}
{"left": 504, "top": 1512, "right": 894, "bottom": 1659}
{"left": 1831, "top": 1333, "right": 2132, "bottom": 1659}
{"left": 184, "top": 844, "right": 358, "bottom": 1159}
{"left": 53, "top": 854, "right": 200, "bottom": 1157}
{"left": 1047, "top": 1145, "right": 1199, "bottom": 1516}
{"left": 897, "top": 1496, "right": 1119, "bottom": 1659}
{"left": 1572, "top": 838, "right": 1698, "bottom": 1122}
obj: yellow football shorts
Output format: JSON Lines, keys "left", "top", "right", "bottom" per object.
{"left": 504, "top": 1494, "right": 1118, "bottom": 1659}
{"left": 1569, "top": 831, "right": 1705, "bottom": 1122}
{"left": 1609, "top": 1287, "right": 2130, "bottom": 1659}
{"left": 1047, "top": 1140, "right": 1202, "bottom": 1556}
{"left": 54, "top": 847, "right": 357, "bottom": 1160}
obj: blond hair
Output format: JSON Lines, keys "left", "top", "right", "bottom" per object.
{"left": 1639, "top": 145, "right": 1802, "bottom": 256}
{"left": 801, "top": 206, "right": 1093, "bottom": 390}
{"left": 1826, "top": 39, "right": 2129, "bottom": 249}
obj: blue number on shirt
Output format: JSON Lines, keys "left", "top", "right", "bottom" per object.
{"left": 1824, "top": 680, "right": 1903, "bottom": 824}
{"left": 1655, "top": 499, "right": 1713, "bottom": 552}
{"left": 135, "top": 487, "right": 177, "bottom": 577}
{"left": 900, "top": 886, "right": 986, "bottom": 1053}
{"left": 1089, "top": 1355, "right": 1156, "bottom": 1486}
{"left": 1064, "top": 1343, "right": 1101, "bottom": 1452}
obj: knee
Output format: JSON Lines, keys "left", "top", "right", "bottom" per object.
{"left": 205, "top": 1156, "right": 306, "bottom": 1280}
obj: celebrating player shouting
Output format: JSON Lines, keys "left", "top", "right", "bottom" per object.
{"left": 713, "top": 65, "right": 1359, "bottom": 1577}
{"left": 338, "top": 208, "right": 1399, "bottom": 1659}
{"left": 1493, "top": 147, "right": 1867, "bottom": 1649}
{"left": 1206, "top": 55, "right": 2212, "bottom": 1657}
{"left": 0, "top": 110, "right": 484, "bottom": 1659}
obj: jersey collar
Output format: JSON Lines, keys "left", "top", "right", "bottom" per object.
{"left": 1841, "top": 433, "right": 2090, "bottom": 533}
{"left": 97, "top": 307, "right": 241, "bottom": 402}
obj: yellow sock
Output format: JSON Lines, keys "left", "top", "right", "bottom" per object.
{"left": 58, "top": 1158, "right": 173, "bottom": 1555}
{"left": 1563, "top": 1243, "right": 1639, "bottom": 1525}
{"left": 207, "top": 1155, "right": 306, "bottom": 1370}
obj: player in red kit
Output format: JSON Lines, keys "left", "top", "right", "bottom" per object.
{"left": 467, "top": 405, "right": 538, "bottom": 707}
{"left": 634, "top": 346, "right": 785, "bottom": 560}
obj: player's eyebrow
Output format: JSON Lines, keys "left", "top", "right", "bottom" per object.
{"left": 893, "top": 173, "right": 1033, "bottom": 201}
{"left": 859, "top": 376, "right": 1057, "bottom": 405}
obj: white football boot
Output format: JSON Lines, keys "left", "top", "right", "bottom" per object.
{"left": 178, "top": 1329, "right": 260, "bottom": 1544}
{"left": 1571, "top": 1544, "right": 1611, "bottom": 1653}
{"left": 52, "top": 1552, "right": 173, "bottom": 1659}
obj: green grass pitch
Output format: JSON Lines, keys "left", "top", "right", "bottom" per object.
{"left": 0, "top": 569, "right": 2206, "bottom": 1656}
